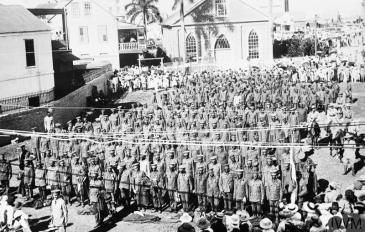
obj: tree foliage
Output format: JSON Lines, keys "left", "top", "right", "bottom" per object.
{"left": 125, "top": 0, "right": 162, "bottom": 39}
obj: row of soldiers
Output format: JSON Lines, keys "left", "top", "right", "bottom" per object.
{"left": 8, "top": 134, "right": 318, "bottom": 223}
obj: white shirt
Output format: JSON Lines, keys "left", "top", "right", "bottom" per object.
{"left": 44, "top": 115, "right": 54, "bottom": 132}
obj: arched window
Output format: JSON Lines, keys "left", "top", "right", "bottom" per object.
{"left": 215, "top": 35, "right": 230, "bottom": 49}
{"left": 248, "top": 30, "right": 259, "bottom": 59}
{"left": 215, "top": 0, "right": 227, "bottom": 17}
{"left": 186, "top": 33, "right": 197, "bottom": 62}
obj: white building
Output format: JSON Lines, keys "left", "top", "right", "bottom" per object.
{"left": 0, "top": 4, "right": 54, "bottom": 110}
{"left": 162, "top": 0, "right": 273, "bottom": 67}
{"left": 36, "top": 0, "right": 120, "bottom": 69}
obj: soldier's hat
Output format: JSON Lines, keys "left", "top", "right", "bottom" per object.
{"left": 252, "top": 161, "right": 259, "bottom": 167}
{"left": 235, "top": 169, "right": 244, "bottom": 173}
{"left": 179, "top": 165, "right": 186, "bottom": 170}
{"left": 197, "top": 166, "right": 204, "bottom": 170}
{"left": 270, "top": 167, "right": 279, "bottom": 174}
{"left": 151, "top": 163, "right": 157, "bottom": 168}
{"left": 76, "top": 116, "right": 81, "bottom": 119}
{"left": 183, "top": 150, "right": 190, "bottom": 155}
{"left": 55, "top": 123, "right": 61, "bottom": 128}
{"left": 210, "top": 156, "right": 217, "bottom": 160}
{"left": 31, "top": 127, "right": 37, "bottom": 131}
{"left": 197, "top": 154, "right": 204, "bottom": 159}
{"left": 67, "top": 120, "right": 72, "bottom": 124}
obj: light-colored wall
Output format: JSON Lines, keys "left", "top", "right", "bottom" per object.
{"left": 66, "top": 0, "right": 120, "bottom": 68}
{"left": 163, "top": 21, "right": 273, "bottom": 66}
{"left": 0, "top": 31, "right": 54, "bottom": 99}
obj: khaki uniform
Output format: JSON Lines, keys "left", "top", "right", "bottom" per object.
{"left": 219, "top": 172, "right": 233, "bottom": 210}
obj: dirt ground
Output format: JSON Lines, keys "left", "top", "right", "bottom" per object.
{"left": 1, "top": 84, "right": 365, "bottom": 232}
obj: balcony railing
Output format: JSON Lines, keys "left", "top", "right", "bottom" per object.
{"left": 119, "top": 42, "right": 146, "bottom": 53}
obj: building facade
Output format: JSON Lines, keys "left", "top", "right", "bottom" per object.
{"left": 0, "top": 4, "right": 54, "bottom": 112}
{"left": 35, "top": 0, "right": 120, "bottom": 69}
{"left": 162, "top": 0, "right": 273, "bottom": 68}
{"left": 66, "top": 0, "right": 119, "bottom": 68}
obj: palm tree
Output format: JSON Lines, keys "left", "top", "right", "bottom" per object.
{"left": 172, "top": 0, "right": 194, "bottom": 63}
{"left": 125, "top": 0, "right": 162, "bottom": 40}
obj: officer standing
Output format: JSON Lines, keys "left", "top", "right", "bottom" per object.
{"left": 50, "top": 189, "right": 68, "bottom": 232}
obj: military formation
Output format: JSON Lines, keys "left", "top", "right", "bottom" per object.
{"left": 0, "top": 65, "right": 359, "bottom": 228}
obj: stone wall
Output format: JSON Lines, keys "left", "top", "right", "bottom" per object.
{"left": 0, "top": 69, "right": 112, "bottom": 143}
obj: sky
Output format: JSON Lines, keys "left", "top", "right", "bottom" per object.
{"left": 156, "top": 0, "right": 364, "bottom": 19}
{"left": 0, "top": 0, "right": 363, "bottom": 19}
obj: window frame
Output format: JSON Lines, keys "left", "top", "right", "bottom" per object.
{"left": 248, "top": 30, "right": 259, "bottom": 59}
{"left": 84, "top": 2, "right": 92, "bottom": 16}
{"left": 215, "top": 0, "right": 227, "bottom": 17}
{"left": 79, "top": 26, "right": 89, "bottom": 43}
{"left": 71, "top": 2, "right": 80, "bottom": 17}
{"left": 25, "top": 39, "right": 36, "bottom": 67}
{"left": 186, "top": 33, "right": 198, "bottom": 63}
{"left": 215, "top": 34, "right": 230, "bottom": 49}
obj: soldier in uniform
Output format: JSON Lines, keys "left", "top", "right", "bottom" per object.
{"left": 89, "top": 173, "right": 106, "bottom": 228}
{"left": 166, "top": 163, "right": 178, "bottom": 212}
{"left": 177, "top": 166, "right": 193, "bottom": 212}
{"left": 50, "top": 189, "right": 68, "bottom": 232}
{"left": 150, "top": 164, "right": 164, "bottom": 212}
{"left": 267, "top": 167, "right": 282, "bottom": 221}
{"left": 131, "top": 163, "right": 148, "bottom": 211}
{"left": 219, "top": 164, "right": 234, "bottom": 211}
{"left": 30, "top": 127, "right": 40, "bottom": 161}
{"left": 58, "top": 159, "right": 72, "bottom": 205}
{"left": 233, "top": 169, "right": 247, "bottom": 211}
{"left": 35, "top": 161, "right": 47, "bottom": 201}
{"left": 194, "top": 166, "right": 207, "bottom": 210}
{"left": 247, "top": 172, "right": 264, "bottom": 218}
{"left": 0, "top": 153, "right": 11, "bottom": 194}
{"left": 209, "top": 156, "right": 221, "bottom": 177}
{"left": 103, "top": 165, "right": 117, "bottom": 214}
{"left": 118, "top": 162, "right": 131, "bottom": 207}
{"left": 47, "top": 158, "right": 59, "bottom": 190}
{"left": 23, "top": 159, "right": 34, "bottom": 200}
{"left": 182, "top": 151, "right": 194, "bottom": 177}
{"left": 206, "top": 167, "right": 220, "bottom": 212}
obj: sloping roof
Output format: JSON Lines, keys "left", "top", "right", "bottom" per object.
{"left": 0, "top": 4, "right": 51, "bottom": 34}
{"left": 35, "top": 0, "right": 72, "bottom": 9}
{"left": 163, "top": 0, "right": 206, "bottom": 26}
{"left": 162, "top": 0, "right": 269, "bottom": 26}
{"left": 118, "top": 21, "right": 144, "bottom": 30}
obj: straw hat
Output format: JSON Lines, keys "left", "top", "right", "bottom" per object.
{"left": 179, "top": 213, "right": 192, "bottom": 223}
{"left": 259, "top": 218, "right": 273, "bottom": 230}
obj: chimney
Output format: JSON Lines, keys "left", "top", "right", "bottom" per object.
{"left": 285, "top": 0, "right": 289, "bottom": 12}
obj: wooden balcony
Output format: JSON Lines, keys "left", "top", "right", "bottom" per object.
{"left": 119, "top": 42, "right": 146, "bottom": 54}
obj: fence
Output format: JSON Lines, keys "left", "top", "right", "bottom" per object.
{"left": 0, "top": 89, "right": 54, "bottom": 114}
{"left": 82, "top": 64, "right": 113, "bottom": 83}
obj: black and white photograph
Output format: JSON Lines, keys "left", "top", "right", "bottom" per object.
{"left": 0, "top": 0, "right": 365, "bottom": 231}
